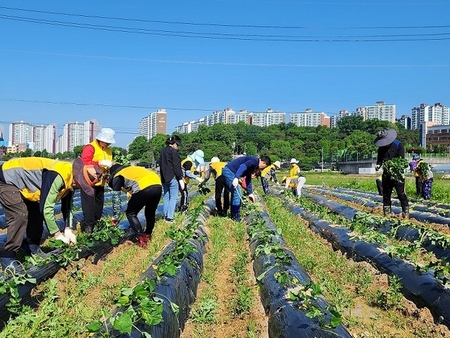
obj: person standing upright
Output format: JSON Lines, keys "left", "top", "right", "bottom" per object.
{"left": 79, "top": 127, "right": 115, "bottom": 233}
{"left": 222, "top": 155, "right": 271, "bottom": 221}
{"left": 159, "top": 135, "right": 185, "bottom": 222}
{"left": 374, "top": 129, "right": 409, "bottom": 218}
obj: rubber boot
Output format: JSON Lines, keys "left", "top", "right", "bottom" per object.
{"left": 402, "top": 206, "right": 410, "bottom": 219}
{"left": 231, "top": 205, "right": 241, "bottom": 222}
{"left": 383, "top": 206, "right": 392, "bottom": 216}
{"left": 136, "top": 234, "right": 150, "bottom": 248}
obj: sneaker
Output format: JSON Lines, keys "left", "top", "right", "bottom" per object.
{"left": 165, "top": 217, "right": 174, "bottom": 223}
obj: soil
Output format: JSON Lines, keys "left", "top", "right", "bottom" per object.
{"left": 5, "top": 193, "right": 450, "bottom": 337}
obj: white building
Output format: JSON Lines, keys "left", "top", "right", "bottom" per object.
{"left": 138, "top": 109, "right": 167, "bottom": 139}
{"left": 411, "top": 103, "right": 450, "bottom": 130}
{"left": 290, "top": 109, "right": 331, "bottom": 127}
{"left": 357, "top": 101, "right": 396, "bottom": 123}
{"left": 9, "top": 121, "right": 33, "bottom": 145}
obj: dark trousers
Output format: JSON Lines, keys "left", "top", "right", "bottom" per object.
{"left": 415, "top": 177, "right": 423, "bottom": 196}
{"left": 382, "top": 175, "right": 409, "bottom": 209}
{"left": 215, "top": 175, "right": 230, "bottom": 213}
{"left": 0, "top": 182, "right": 44, "bottom": 256}
{"left": 126, "top": 185, "right": 162, "bottom": 236}
{"left": 81, "top": 186, "right": 105, "bottom": 230}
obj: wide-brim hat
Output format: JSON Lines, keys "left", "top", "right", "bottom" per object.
{"left": 374, "top": 129, "right": 397, "bottom": 147}
{"left": 190, "top": 150, "right": 205, "bottom": 165}
{"left": 72, "top": 158, "right": 104, "bottom": 196}
{"left": 273, "top": 161, "right": 281, "bottom": 169}
{"left": 96, "top": 128, "right": 116, "bottom": 144}
{"left": 290, "top": 158, "right": 298, "bottom": 164}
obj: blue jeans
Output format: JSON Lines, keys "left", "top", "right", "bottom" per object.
{"left": 222, "top": 167, "right": 242, "bottom": 207}
{"left": 163, "top": 178, "right": 179, "bottom": 219}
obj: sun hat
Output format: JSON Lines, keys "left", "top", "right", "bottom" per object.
{"left": 190, "top": 150, "right": 205, "bottom": 165}
{"left": 290, "top": 158, "right": 298, "bottom": 164}
{"left": 210, "top": 156, "right": 220, "bottom": 163}
{"left": 96, "top": 128, "right": 116, "bottom": 144}
{"left": 72, "top": 158, "right": 104, "bottom": 196}
{"left": 273, "top": 161, "right": 281, "bottom": 169}
{"left": 374, "top": 129, "right": 397, "bottom": 147}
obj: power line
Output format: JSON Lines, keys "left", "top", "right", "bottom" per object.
{"left": 1, "top": 10, "right": 450, "bottom": 42}
{"left": 1, "top": 5, "right": 449, "bottom": 30}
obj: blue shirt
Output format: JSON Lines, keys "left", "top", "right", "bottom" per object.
{"left": 225, "top": 156, "right": 259, "bottom": 194}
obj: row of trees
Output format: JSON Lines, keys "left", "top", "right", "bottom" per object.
{"left": 1, "top": 116, "right": 424, "bottom": 170}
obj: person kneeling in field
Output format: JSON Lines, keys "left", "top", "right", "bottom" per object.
{"left": 108, "top": 164, "right": 162, "bottom": 248}
{"left": 284, "top": 158, "right": 306, "bottom": 196}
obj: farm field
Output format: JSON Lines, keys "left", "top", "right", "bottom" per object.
{"left": 0, "top": 172, "right": 450, "bottom": 337}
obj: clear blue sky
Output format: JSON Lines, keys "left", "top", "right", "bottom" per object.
{"left": 1, "top": 1, "right": 449, "bottom": 148}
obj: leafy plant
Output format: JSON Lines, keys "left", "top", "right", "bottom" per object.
{"left": 382, "top": 157, "right": 409, "bottom": 182}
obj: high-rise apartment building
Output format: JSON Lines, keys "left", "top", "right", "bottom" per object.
{"left": 251, "top": 109, "right": 286, "bottom": 127}
{"left": 227, "top": 109, "right": 251, "bottom": 125}
{"left": 9, "top": 121, "right": 33, "bottom": 145}
{"left": 356, "top": 101, "right": 396, "bottom": 123}
{"left": 411, "top": 103, "right": 450, "bottom": 130}
{"left": 138, "top": 109, "right": 167, "bottom": 140}
{"left": 290, "top": 109, "right": 331, "bottom": 127}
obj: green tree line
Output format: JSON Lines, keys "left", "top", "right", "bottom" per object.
{"left": 1, "top": 116, "right": 429, "bottom": 170}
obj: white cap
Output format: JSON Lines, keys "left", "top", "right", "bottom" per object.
{"left": 211, "top": 156, "right": 220, "bottom": 163}
{"left": 273, "top": 161, "right": 281, "bottom": 169}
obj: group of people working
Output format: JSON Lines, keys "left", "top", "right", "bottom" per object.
{"left": 0, "top": 128, "right": 309, "bottom": 273}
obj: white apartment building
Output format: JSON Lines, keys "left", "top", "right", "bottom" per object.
{"left": 290, "top": 109, "right": 331, "bottom": 127}
{"left": 411, "top": 103, "right": 450, "bottom": 130}
{"left": 356, "top": 101, "right": 396, "bottom": 123}
{"left": 9, "top": 121, "right": 33, "bottom": 145}
{"left": 138, "top": 109, "right": 167, "bottom": 140}
{"left": 251, "top": 109, "right": 286, "bottom": 127}
{"left": 227, "top": 109, "right": 251, "bottom": 125}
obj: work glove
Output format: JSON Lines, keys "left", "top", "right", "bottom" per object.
{"left": 196, "top": 177, "right": 204, "bottom": 184}
{"left": 248, "top": 193, "right": 255, "bottom": 203}
{"left": 54, "top": 232, "right": 70, "bottom": 244}
{"left": 64, "top": 227, "right": 77, "bottom": 244}
{"left": 375, "top": 165, "right": 381, "bottom": 171}
{"left": 178, "top": 179, "right": 185, "bottom": 191}
{"left": 98, "top": 160, "right": 113, "bottom": 168}
{"left": 232, "top": 178, "right": 239, "bottom": 188}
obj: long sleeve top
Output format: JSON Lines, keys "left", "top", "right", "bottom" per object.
{"left": 225, "top": 156, "right": 259, "bottom": 194}
{"left": 159, "top": 146, "right": 183, "bottom": 184}
{"left": 376, "top": 139, "right": 405, "bottom": 166}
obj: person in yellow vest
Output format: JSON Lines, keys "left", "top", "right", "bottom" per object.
{"left": 108, "top": 164, "right": 162, "bottom": 248}
{"left": 0, "top": 157, "right": 103, "bottom": 272}
{"left": 202, "top": 157, "right": 229, "bottom": 216}
{"left": 80, "top": 127, "right": 115, "bottom": 233}
{"left": 284, "top": 158, "right": 307, "bottom": 196}
{"left": 261, "top": 160, "right": 281, "bottom": 194}
{"left": 179, "top": 150, "right": 205, "bottom": 212}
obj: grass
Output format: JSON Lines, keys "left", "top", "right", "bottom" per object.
{"left": 279, "top": 170, "right": 450, "bottom": 203}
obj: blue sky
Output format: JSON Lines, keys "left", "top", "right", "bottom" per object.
{"left": 1, "top": 1, "right": 449, "bottom": 148}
